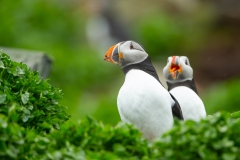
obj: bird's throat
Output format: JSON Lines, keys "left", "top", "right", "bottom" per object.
{"left": 167, "top": 79, "right": 198, "bottom": 95}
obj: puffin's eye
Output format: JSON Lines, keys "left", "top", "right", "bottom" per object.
{"left": 185, "top": 59, "right": 188, "bottom": 65}
{"left": 130, "top": 42, "right": 134, "bottom": 49}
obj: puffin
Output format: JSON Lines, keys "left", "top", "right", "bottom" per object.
{"left": 163, "top": 56, "right": 206, "bottom": 121}
{"left": 104, "top": 41, "right": 183, "bottom": 140}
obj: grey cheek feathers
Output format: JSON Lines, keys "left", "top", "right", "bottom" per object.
{"left": 119, "top": 54, "right": 148, "bottom": 69}
{"left": 163, "top": 64, "right": 170, "bottom": 78}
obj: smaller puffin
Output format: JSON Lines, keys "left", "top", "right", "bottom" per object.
{"left": 163, "top": 56, "right": 206, "bottom": 121}
{"left": 104, "top": 41, "right": 182, "bottom": 140}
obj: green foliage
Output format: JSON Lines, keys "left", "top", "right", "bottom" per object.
{"left": 33, "top": 117, "right": 149, "bottom": 159}
{"left": 153, "top": 112, "right": 240, "bottom": 160}
{"left": 0, "top": 114, "right": 25, "bottom": 159}
{"left": 0, "top": 52, "right": 69, "bottom": 132}
{"left": 1, "top": 111, "right": 240, "bottom": 159}
{"left": 203, "top": 79, "right": 240, "bottom": 114}
{"left": 231, "top": 111, "right": 240, "bottom": 119}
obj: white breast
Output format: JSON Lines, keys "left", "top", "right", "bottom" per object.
{"left": 170, "top": 86, "right": 206, "bottom": 121}
{"left": 117, "top": 69, "right": 174, "bottom": 140}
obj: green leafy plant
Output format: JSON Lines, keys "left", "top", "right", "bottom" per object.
{"left": 1, "top": 111, "right": 240, "bottom": 160}
{"left": 0, "top": 52, "right": 69, "bottom": 132}
{"left": 152, "top": 112, "right": 240, "bottom": 160}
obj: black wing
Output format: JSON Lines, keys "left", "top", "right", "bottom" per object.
{"left": 169, "top": 93, "right": 184, "bottom": 120}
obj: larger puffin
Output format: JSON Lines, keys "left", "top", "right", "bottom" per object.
{"left": 163, "top": 56, "right": 206, "bottom": 121}
{"left": 104, "top": 41, "right": 183, "bottom": 140}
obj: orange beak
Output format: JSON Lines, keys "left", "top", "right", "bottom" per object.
{"left": 169, "top": 56, "right": 182, "bottom": 79}
{"left": 104, "top": 44, "right": 117, "bottom": 63}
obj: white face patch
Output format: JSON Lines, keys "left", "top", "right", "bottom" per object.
{"left": 118, "top": 41, "right": 148, "bottom": 68}
{"left": 163, "top": 56, "right": 193, "bottom": 82}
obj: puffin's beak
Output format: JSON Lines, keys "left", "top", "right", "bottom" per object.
{"left": 169, "top": 56, "right": 182, "bottom": 79}
{"left": 104, "top": 45, "right": 116, "bottom": 63}
{"left": 104, "top": 44, "right": 122, "bottom": 64}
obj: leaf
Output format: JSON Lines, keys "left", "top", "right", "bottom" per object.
{"left": 22, "top": 115, "right": 29, "bottom": 122}
{"left": 21, "top": 92, "right": 29, "bottom": 104}
{"left": 8, "top": 104, "right": 19, "bottom": 122}
{"left": 37, "top": 121, "right": 52, "bottom": 129}
{"left": 34, "top": 110, "right": 45, "bottom": 117}
{"left": 6, "top": 145, "right": 19, "bottom": 158}
{"left": 0, "top": 93, "right": 6, "bottom": 104}
{"left": 16, "top": 66, "right": 25, "bottom": 75}
{"left": 0, "top": 114, "right": 8, "bottom": 128}
{"left": 22, "top": 108, "right": 31, "bottom": 122}
{"left": 218, "top": 126, "right": 228, "bottom": 133}
{"left": 113, "top": 144, "right": 126, "bottom": 155}
{"left": 0, "top": 60, "right": 5, "bottom": 68}
{"left": 231, "top": 111, "right": 240, "bottom": 119}
{"left": 222, "top": 153, "right": 236, "bottom": 160}
{"left": 28, "top": 105, "right": 33, "bottom": 110}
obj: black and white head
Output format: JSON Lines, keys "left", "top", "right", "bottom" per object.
{"left": 163, "top": 56, "right": 193, "bottom": 82}
{"left": 104, "top": 41, "right": 148, "bottom": 68}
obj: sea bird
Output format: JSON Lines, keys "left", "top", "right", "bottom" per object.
{"left": 163, "top": 56, "right": 206, "bottom": 121}
{"left": 104, "top": 41, "right": 183, "bottom": 140}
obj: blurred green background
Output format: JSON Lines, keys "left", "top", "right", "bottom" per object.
{"left": 0, "top": 0, "right": 240, "bottom": 125}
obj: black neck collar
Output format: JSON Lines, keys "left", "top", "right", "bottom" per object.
{"left": 167, "top": 79, "right": 198, "bottom": 95}
{"left": 121, "top": 56, "right": 162, "bottom": 85}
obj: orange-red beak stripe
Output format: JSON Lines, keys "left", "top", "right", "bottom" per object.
{"left": 169, "top": 56, "right": 182, "bottom": 79}
{"left": 171, "top": 56, "right": 177, "bottom": 64}
{"left": 104, "top": 44, "right": 117, "bottom": 63}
